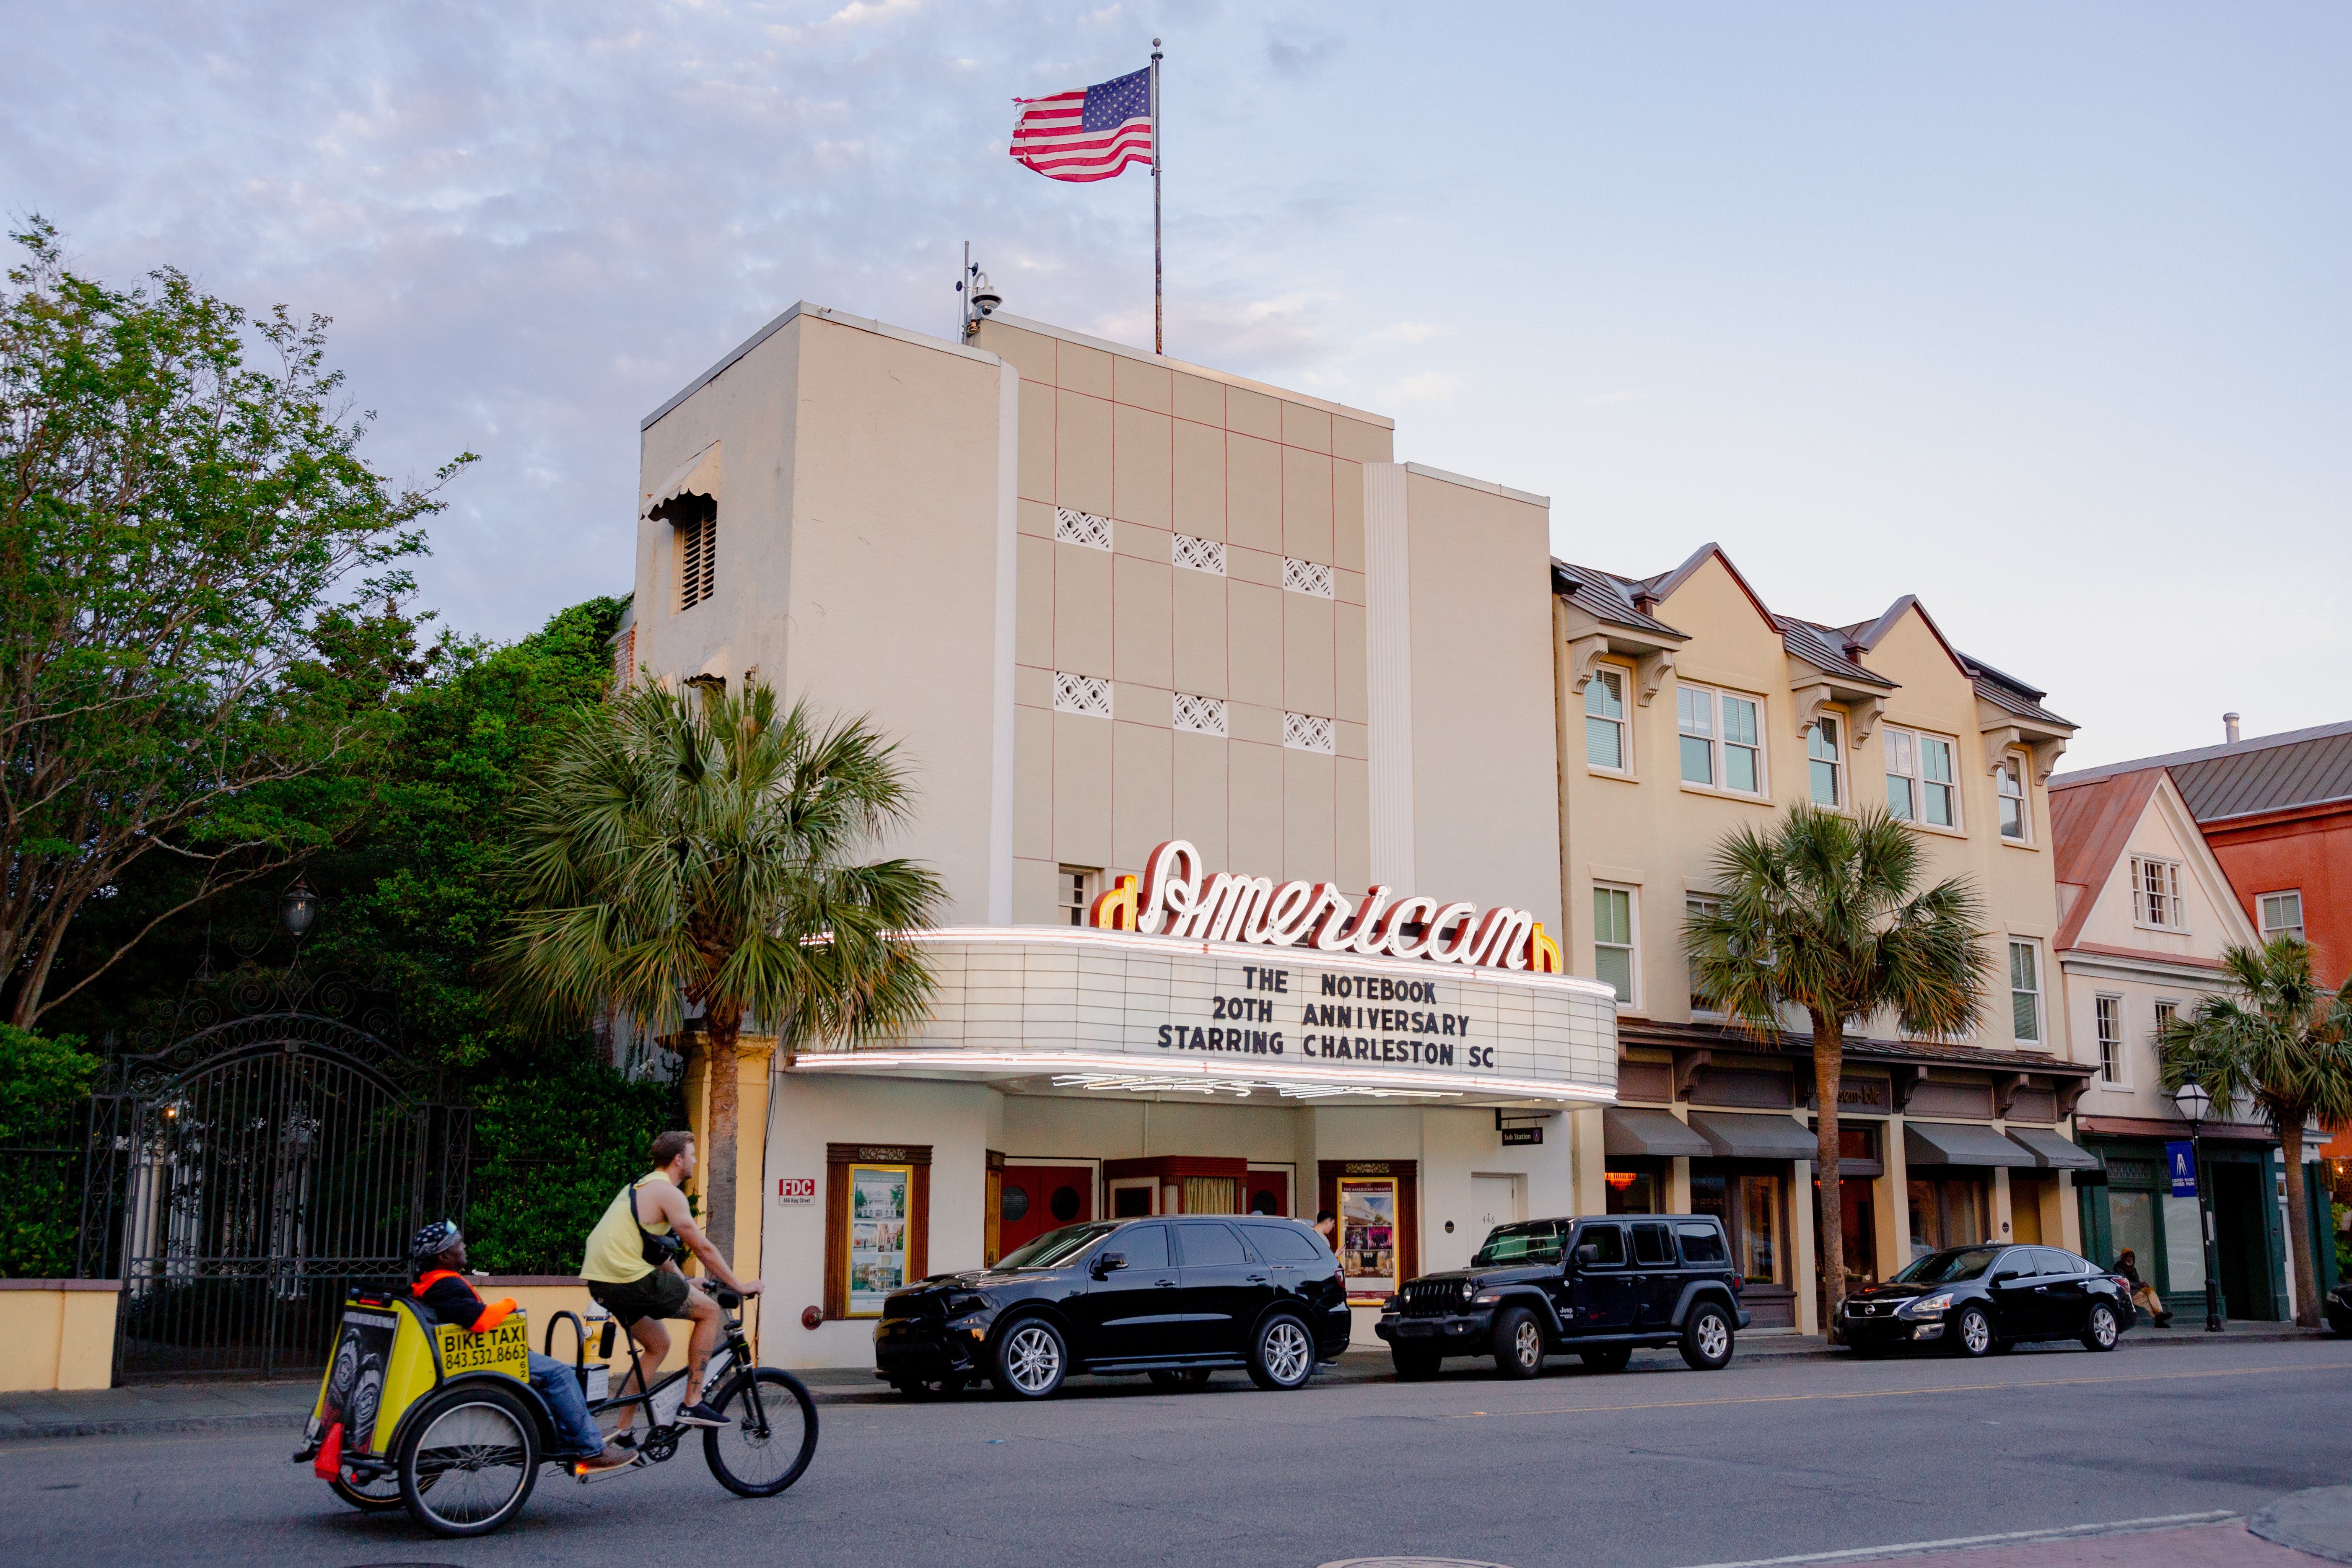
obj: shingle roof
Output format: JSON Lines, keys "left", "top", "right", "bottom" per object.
{"left": 1550, "top": 559, "right": 1687, "bottom": 639}
{"left": 1776, "top": 617, "right": 1899, "bottom": 689}
{"left": 2053, "top": 719, "right": 2352, "bottom": 822}
{"left": 1963, "top": 657, "right": 2075, "bottom": 730}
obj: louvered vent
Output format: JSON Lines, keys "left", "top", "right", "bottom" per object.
{"left": 1283, "top": 713, "right": 1335, "bottom": 753}
{"left": 1172, "top": 534, "right": 1227, "bottom": 575}
{"left": 671, "top": 495, "right": 718, "bottom": 610}
{"left": 1054, "top": 507, "right": 1113, "bottom": 550}
{"left": 1282, "top": 557, "right": 1334, "bottom": 598}
{"left": 1172, "top": 692, "right": 1228, "bottom": 737}
{"left": 1053, "top": 672, "right": 1112, "bottom": 719}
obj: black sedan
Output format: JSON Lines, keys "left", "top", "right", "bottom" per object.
{"left": 1839, "top": 1244, "right": 2134, "bottom": 1357}
{"left": 2326, "top": 1278, "right": 2352, "bottom": 1337}
{"left": 872, "top": 1215, "right": 1352, "bottom": 1400}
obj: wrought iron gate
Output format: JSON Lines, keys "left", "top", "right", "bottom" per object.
{"left": 78, "top": 1011, "right": 469, "bottom": 1381}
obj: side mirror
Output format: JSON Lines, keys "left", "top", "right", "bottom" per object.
{"left": 1574, "top": 1243, "right": 1601, "bottom": 1267}
{"left": 1992, "top": 1269, "right": 2021, "bottom": 1285}
{"left": 1092, "top": 1251, "right": 1128, "bottom": 1280}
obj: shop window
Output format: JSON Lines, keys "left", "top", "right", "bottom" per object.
{"left": 2095, "top": 994, "right": 2124, "bottom": 1084}
{"left": 1837, "top": 1125, "right": 1878, "bottom": 1164}
{"left": 823, "top": 1142, "right": 932, "bottom": 1321}
{"left": 2009, "top": 939, "right": 2043, "bottom": 1044}
{"left": 1692, "top": 1173, "right": 1784, "bottom": 1286}
{"left": 1585, "top": 666, "right": 1628, "bottom": 770}
{"left": 1807, "top": 716, "right": 1844, "bottom": 806}
{"left": 1818, "top": 1176, "right": 1877, "bottom": 1286}
{"left": 2105, "top": 1189, "right": 2158, "bottom": 1277}
{"left": 1604, "top": 1167, "right": 1657, "bottom": 1214}
{"left": 1111, "top": 1185, "right": 1154, "bottom": 1218}
{"left": 1058, "top": 866, "right": 1099, "bottom": 926}
{"left": 1997, "top": 755, "right": 2029, "bottom": 842}
{"left": 1593, "top": 884, "right": 1637, "bottom": 1004}
{"left": 1906, "top": 1177, "right": 1988, "bottom": 1260}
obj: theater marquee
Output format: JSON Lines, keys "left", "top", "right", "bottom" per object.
{"left": 787, "top": 924, "right": 1621, "bottom": 1107}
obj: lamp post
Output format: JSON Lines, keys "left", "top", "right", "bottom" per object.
{"left": 2173, "top": 1078, "right": 2223, "bottom": 1333}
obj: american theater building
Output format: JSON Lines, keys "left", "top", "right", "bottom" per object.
{"left": 617, "top": 301, "right": 1622, "bottom": 1364}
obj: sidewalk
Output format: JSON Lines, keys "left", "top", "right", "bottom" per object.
{"left": 2, "top": 1324, "right": 2334, "bottom": 1443}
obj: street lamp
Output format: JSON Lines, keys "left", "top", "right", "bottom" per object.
{"left": 280, "top": 879, "right": 320, "bottom": 939}
{"left": 2172, "top": 1077, "right": 2223, "bottom": 1333}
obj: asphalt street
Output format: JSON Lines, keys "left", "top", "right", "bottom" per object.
{"left": 3, "top": 1340, "right": 2346, "bottom": 1568}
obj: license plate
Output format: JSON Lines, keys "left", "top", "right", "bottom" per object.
{"left": 1392, "top": 1320, "right": 1436, "bottom": 1337}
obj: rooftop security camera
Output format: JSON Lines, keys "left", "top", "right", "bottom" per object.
{"left": 972, "top": 273, "right": 1002, "bottom": 316}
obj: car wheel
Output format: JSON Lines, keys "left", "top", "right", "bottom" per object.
{"left": 1952, "top": 1305, "right": 1994, "bottom": 1358}
{"left": 1148, "top": 1368, "right": 1213, "bottom": 1390}
{"left": 1680, "top": 1303, "right": 1734, "bottom": 1371}
{"left": 1391, "top": 1348, "right": 1442, "bottom": 1381}
{"left": 1247, "top": 1315, "right": 1317, "bottom": 1391}
{"left": 992, "top": 1319, "right": 1068, "bottom": 1400}
{"left": 2082, "top": 1302, "right": 2121, "bottom": 1353}
{"left": 1492, "top": 1306, "right": 1545, "bottom": 1379}
{"left": 1579, "top": 1346, "right": 1632, "bottom": 1374}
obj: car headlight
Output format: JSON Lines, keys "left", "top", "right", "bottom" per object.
{"left": 1899, "top": 1292, "right": 1955, "bottom": 1318}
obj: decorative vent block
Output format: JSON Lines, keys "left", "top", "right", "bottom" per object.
{"left": 1053, "top": 672, "right": 1113, "bottom": 719}
{"left": 1282, "top": 557, "right": 1335, "bottom": 598}
{"left": 1054, "top": 507, "right": 1113, "bottom": 551}
{"left": 1172, "top": 534, "right": 1227, "bottom": 575}
{"left": 1283, "top": 712, "right": 1335, "bottom": 753}
{"left": 1172, "top": 692, "right": 1228, "bottom": 737}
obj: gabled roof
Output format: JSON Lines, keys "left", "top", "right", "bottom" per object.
{"left": 2053, "top": 720, "right": 2352, "bottom": 824}
{"left": 1550, "top": 559, "right": 1686, "bottom": 639}
{"left": 2048, "top": 767, "right": 2163, "bottom": 952}
{"left": 1636, "top": 542, "right": 1781, "bottom": 634}
{"left": 1844, "top": 594, "right": 1967, "bottom": 678}
{"left": 1963, "top": 655, "right": 2075, "bottom": 730}
{"left": 1777, "top": 617, "right": 1899, "bottom": 690}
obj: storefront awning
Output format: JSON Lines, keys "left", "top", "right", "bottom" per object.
{"left": 2005, "top": 1126, "right": 2102, "bottom": 1171}
{"left": 1687, "top": 1111, "right": 1818, "bottom": 1161}
{"left": 1904, "top": 1121, "right": 2040, "bottom": 1169}
{"left": 1603, "top": 1107, "right": 1712, "bottom": 1158}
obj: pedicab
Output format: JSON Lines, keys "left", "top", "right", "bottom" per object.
{"left": 294, "top": 1283, "right": 817, "bottom": 1537}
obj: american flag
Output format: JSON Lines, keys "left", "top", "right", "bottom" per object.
{"left": 1009, "top": 66, "right": 1153, "bottom": 183}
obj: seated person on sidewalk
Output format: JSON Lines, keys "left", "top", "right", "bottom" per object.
{"left": 580, "top": 1130, "right": 761, "bottom": 1433}
{"left": 2114, "top": 1248, "right": 2173, "bottom": 1327}
{"left": 409, "top": 1220, "right": 637, "bottom": 1478}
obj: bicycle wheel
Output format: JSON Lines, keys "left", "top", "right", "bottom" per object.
{"left": 398, "top": 1384, "right": 540, "bottom": 1537}
{"left": 328, "top": 1470, "right": 405, "bottom": 1513}
{"left": 702, "top": 1368, "right": 818, "bottom": 1498}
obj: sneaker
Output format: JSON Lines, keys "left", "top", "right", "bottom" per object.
{"left": 673, "top": 1400, "right": 727, "bottom": 1428}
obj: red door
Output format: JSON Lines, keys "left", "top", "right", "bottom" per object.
{"left": 1245, "top": 1171, "right": 1290, "bottom": 1218}
{"left": 1000, "top": 1165, "right": 1095, "bottom": 1254}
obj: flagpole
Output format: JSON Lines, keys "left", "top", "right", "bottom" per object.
{"left": 1151, "top": 37, "right": 1163, "bottom": 356}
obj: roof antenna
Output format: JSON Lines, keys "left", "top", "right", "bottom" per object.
{"left": 2223, "top": 712, "right": 2241, "bottom": 744}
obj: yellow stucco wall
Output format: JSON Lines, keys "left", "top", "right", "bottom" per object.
{"left": 0, "top": 1283, "right": 119, "bottom": 1392}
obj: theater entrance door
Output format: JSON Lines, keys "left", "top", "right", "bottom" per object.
{"left": 1000, "top": 1165, "right": 1094, "bottom": 1254}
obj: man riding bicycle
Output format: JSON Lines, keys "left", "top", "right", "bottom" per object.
{"left": 581, "top": 1130, "right": 762, "bottom": 1433}
{"left": 408, "top": 1220, "right": 638, "bottom": 1478}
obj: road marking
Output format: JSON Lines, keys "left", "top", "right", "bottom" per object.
{"left": 1440, "top": 1361, "right": 2352, "bottom": 1420}
{"left": 1672, "top": 1510, "right": 2238, "bottom": 1567}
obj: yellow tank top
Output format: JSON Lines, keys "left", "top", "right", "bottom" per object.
{"left": 581, "top": 1172, "right": 676, "bottom": 1285}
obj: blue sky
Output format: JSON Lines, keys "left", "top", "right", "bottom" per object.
{"left": 8, "top": 3, "right": 2345, "bottom": 767}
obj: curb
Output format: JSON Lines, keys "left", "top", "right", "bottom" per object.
{"left": 0, "top": 1409, "right": 310, "bottom": 1442}
{"left": 2250, "top": 1486, "right": 2352, "bottom": 1566}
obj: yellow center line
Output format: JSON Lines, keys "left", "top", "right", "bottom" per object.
{"left": 1447, "top": 1360, "right": 2352, "bottom": 1420}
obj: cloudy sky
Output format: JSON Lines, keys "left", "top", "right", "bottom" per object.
{"left": 9, "top": 3, "right": 2345, "bottom": 767}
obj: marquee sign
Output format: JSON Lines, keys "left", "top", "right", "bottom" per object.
{"left": 1087, "top": 840, "right": 1564, "bottom": 974}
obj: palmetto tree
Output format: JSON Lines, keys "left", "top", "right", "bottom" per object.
{"left": 497, "top": 678, "right": 944, "bottom": 1268}
{"left": 2157, "top": 936, "right": 2352, "bottom": 1328}
{"left": 1684, "top": 804, "right": 1989, "bottom": 1335}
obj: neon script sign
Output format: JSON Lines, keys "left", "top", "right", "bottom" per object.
{"left": 1087, "top": 840, "right": 1563, "bottom": 973}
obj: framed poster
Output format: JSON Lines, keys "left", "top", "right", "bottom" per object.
{"left": 845, "top": 1163, "right": 914, "bottom": 1317}
{"left": 1337, "top": 1176, "right": 1400, "bottom": 1303}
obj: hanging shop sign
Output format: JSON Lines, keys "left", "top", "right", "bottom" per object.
{"left": 1087, "top": 840, "right": 1564, "bottom": 973}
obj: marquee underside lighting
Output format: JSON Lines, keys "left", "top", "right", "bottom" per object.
{"left": 788, "top": 1047, "right": 1614, "bottom": 1104}
{"left": 1046, "top": 1073, "right": 1457, "bottom": 1101}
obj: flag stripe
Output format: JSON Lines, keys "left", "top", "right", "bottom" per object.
{"left": 1009, "top": 69, "right": 1153, "bottom": 183}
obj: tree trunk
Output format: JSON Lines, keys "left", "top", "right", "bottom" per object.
{"left": 703, "top": 1007, "right": 741, "bottom": 1273}
{"left": 2279, "top": 1118, "right": 2318, "bottom": 1328}
{"left": 1812, "top": 1011, "right": 1847, "bottom": 1343}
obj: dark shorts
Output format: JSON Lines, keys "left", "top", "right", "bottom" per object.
{"left": 587, "top": 1268, "right": 691, "bottom": 1327}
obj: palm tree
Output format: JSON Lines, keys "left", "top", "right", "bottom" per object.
{"left": 497, "top": 678, "right": 944, "bottom": 1268}
{"left": 2157, "top": 936, "right": 2352, "bottom": 1328}
{"left": 1684, "top": 804, "right": 1989, "bottom": 1336}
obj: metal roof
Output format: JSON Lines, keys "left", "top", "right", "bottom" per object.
{"left": 2053, "top": 719, "right": 2352, "bottom": 821}
{"left": 1776, "top": 617, "right": 1898, "bottom": 689}
{"left": 1550, "top": 559, "right": 1687, "bottom": 639}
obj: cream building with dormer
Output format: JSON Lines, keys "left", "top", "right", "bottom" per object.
{"left": 1548, "top": 544, "right": 2093, "bottom": 1335}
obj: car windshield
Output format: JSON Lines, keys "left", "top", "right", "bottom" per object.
{"left": 990, "top": 1222, "right": 1123, "bottom": 1271}
{"left": 1472, "top": 1221, "right": 1566, "bottom": 1268}
{"left": 1890, "top": 1246, "right": 2005, "bottom": 1284}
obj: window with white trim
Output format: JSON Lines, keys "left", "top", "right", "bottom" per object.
{"left": 1686, "top": 894, "right": 1721, "bottom": 1014}
{"left": 1172, "top": 534, "right": 1226, "bottom": 575}
{"left": 1997, "top": 756, "right": 2029, "bottom": 842}
{"left": 1593, "top": 885, "right": 1637, "bottom": 1005}
{"left": 1586, "top": 667, "right": 1628, "bottom": 771}
{"left": 2130, "top": 857, "right": 2186, "bottom": 930}
{"left": 2009, "top": 939, "right": 2043, "bottom": 1044}
{"left": 1053, "top": 672, "right": 1112, "bottom": 718}
{"left": 2260, "top": 891, "right": 2304, "bottom": 942}
{"left": 1283, "top": 712, "right": 1334, "bottom": 753}
{"left": 1172, "top": 692, "right": 1227, "bottom": 737}
{"left": 1058, "top": 866, "right": 1100, "bottom": 927}
{"left": 1054, "top": 507, "right": 1112, "bottom": 550}
{"left": 1807, "top": 717, "right": 1843, "bottom": 806}
{"left": 1884, "top": 726, "right": 1959, "bottom": 829}
{"left": 2095, "top": 994, "right": 2123, "bottom": 1084}
{"left": 1281, "top": 557, "right": 1334, "bottom": 598}
{"left": 1678, "top": 684, "right": 1764, "bottom": 795}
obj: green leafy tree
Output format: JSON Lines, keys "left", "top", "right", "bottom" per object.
{"left": 0, "top": 217, "right": 467, "bottom": 1026}
{"left": 497, "top": 679, "right": 945, "bottom": 1269}
{"left": 2157, "top": 936, "right": 2352, "bottom": 1327}
{"left": 0, "top": 1024, "right": 99, "bottom": 1277}
{"left": 463, "top": 1051, "right": 685, "bottom": 1275}
{"left": 1684, "top": 804, "right": 1989, "bottom": 1333}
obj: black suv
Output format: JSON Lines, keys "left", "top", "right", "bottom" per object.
{"left": 1375, "top": 1215, "right": 1748, "bottom": 1378}
{"left": 873, "top": 1215, "right": 1352, "bottom": 1400}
